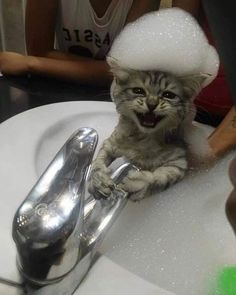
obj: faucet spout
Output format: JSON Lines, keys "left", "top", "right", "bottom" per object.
{"left": 12, "top": 127, "right": 98, "bottom": 284}
{"left": 12, "top": 128, "right": 137, "bottom": 295}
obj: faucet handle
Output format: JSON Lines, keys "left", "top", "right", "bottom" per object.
{"left": 81, "top": 162, "right": 139, "bottom": 253}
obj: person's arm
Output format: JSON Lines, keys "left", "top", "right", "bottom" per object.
{"left": 0, "top": 0, "right": 159, "bottom": 86}
{"left": 25, "top": 0, "right": 58, "bottom": 57}
{"left": 208, "top": 107, "right": 236, "bottom": 157}
{"left": 1, "top": 0, "right": 110, "bottom": 86}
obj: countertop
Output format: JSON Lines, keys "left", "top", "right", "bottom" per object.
{"left": 0, "top": 75, "right": 111, "bottom": 123}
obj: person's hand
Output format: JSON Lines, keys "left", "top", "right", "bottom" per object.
{"left": 0, "top": 52, "right": 31, "bottom": 76}
{"left": 226, "top": 157, "right": 236, "bottom": 234}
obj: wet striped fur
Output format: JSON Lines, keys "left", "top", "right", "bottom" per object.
{"left": 88, "top": 58, "right": 206, "bottom": 201}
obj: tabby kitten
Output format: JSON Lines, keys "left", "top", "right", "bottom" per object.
{"left": 88, "top": 57, "right": 206, "bottom": 201}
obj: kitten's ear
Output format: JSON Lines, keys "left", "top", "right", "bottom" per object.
{"left": 106, "top": 56, "right": 131, "bottom": 82}
{"left": 180, "top": 73, "right": 211, "bottom": 99}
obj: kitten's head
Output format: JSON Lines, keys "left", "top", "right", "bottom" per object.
{"left": 107, "top": 57, "right": 207, "bottom": 133}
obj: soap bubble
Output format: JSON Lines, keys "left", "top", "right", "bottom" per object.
{"left": 100, "top": 151, "right": 236, "bottom": 295}
{"left": 108, "top": 8, "right": 219, "bottom": 87}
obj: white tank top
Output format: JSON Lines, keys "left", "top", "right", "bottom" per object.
{"left": 56, "top": 0, "right": 133, "bottom": 59}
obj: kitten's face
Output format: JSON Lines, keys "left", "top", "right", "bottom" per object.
{"left": 109, "top": 62, "right": 202, "bottom": 133}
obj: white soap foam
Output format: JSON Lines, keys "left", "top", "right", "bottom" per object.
{"left": 184, "top": 122, "right": 214, "bottom": 164}
{"left": 100, "top": 152, "right": 236, "bottom": 295}
{"left": 108, "top": 8, "right": 219, "bottom": 87}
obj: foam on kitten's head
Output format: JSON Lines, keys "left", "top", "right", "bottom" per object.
{"left": 107, "top": 57, "right": 208, "bottom": 102}
{"left": 108, "top": 8, "right": 219, "bottom": 87}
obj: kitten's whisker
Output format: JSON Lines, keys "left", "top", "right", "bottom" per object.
{"left": 92, "top": 90, "right": 111, "bottom": 99}
{"left": 194, "top": 105, "right": 211, "bottom": 115}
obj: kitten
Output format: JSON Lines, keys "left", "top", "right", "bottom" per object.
{"left": 88, "top": 57, "right": 207, "bottom": 201}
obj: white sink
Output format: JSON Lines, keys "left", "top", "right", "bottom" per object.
{"left": 0, "top": 101, "right": 235, "bottom": 295}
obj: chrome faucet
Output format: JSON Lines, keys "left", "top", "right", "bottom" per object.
{"left": 12, "top": 127, "right": 136, "bottom": 294}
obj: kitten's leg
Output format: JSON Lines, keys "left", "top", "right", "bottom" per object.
{"left": 121, "top": 156, "right": 188, "bottom": 201}
{"left": 120, "top": 170, "right": 154, "bottom": 201}
{"left": 88, "top": 138, "right": 116, "bottom": 199}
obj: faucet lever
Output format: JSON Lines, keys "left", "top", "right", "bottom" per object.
{"left": 81, "top": 162, "right": 138, "bottom": 253}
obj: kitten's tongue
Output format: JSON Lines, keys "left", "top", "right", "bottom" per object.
{"left": 137, "top": 112, "right": 163, "bottom": 128}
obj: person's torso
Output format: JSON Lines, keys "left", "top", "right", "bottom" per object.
{"left": 56, "top": 0, "right": 133, "bottom": 59}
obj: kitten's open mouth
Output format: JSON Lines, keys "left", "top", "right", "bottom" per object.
{"left": 135, "top": 112, "right": 165, "bottom": 128}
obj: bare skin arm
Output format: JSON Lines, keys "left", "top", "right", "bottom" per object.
{"left": 208, "top": 107, "right": 236, "bottom": 157}
{"left": 0, "top": 0, "right": 159, "bottom": 86}
{"left": 25, "top": 0, "right": 58, "bottom": 57}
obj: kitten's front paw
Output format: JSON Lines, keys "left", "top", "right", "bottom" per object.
{"left": 120, "top": 170, "right": 153, "bottom": 202}
{"left": 88, "top": 168, "right": 114, "bottom": 199}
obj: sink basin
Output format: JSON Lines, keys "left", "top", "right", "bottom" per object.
{"left": 0, "top": 101, "right": 235, "bottom": 295}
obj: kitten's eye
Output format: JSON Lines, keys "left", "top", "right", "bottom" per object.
{"left": 162, "top": 91, "right": 177, "bottom": 99}
{"left": 132, "top": 87, "right": 146, "bottom": 96}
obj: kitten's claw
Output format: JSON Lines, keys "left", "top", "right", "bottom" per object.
{"left": 88, "top": 168, "right": 114, "bottom": 199}
{"left": 119, "top": 170, "right": 153, "bottom": 201}
{"left": 129, "top": 191, "right": 147, "bottom": 202}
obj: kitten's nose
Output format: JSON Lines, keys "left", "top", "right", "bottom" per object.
{"left": 147, "top": 102, "right": 157, "bottom": 112}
